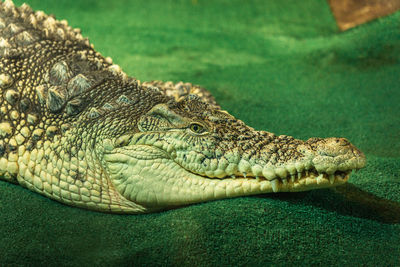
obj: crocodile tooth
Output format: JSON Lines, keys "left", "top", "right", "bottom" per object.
{"left": 286, "top": 164, "right": 297, "bottom": 177}
{"left": 275, "top": 167, "right": 287, "bottom": 179}
{"left": 231, "top": 175, "right": 236, "bottom": 179}
{"left": 316, "top": 174, "right": 324, "bottom": 184}
{"left": 262, "top": 166, "right": 276, "bottom": 180}
{"left": 305, "top": 170, "right": 309, "bottom": 176}
{"left": 281, "top": 178, "right": 288, "bottom": 186}
{"left": 295, "top": 162, "right": 305, "bottom": 174}
{"left": 243, "top": 172, "right": 247, "bottom": 178}
{"left": 270, "top": 179, "right": 279, "bottom": 193}
{"left": 238, "top": 160, "right": 250, "bottom": 174}
{"left": 291, "top": 174, "right": 296, "bottom": 183}
{"left": 297, "top": 172, "right": 302, "bottom": 179}
{"left": 251, "top": 164, "right": 263, "bottom": 177}
{"left": 329, "top": 174, "right": 335, "bottom": 184}
{"left": 255, "top": 176, "right": 260, "bottom": 182}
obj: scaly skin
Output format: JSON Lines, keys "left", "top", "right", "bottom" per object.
{"left": 0, "top": 0, "right": 366, "bottom": 213}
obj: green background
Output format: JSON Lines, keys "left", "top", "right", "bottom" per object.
{"left": 1, "top": 0, "right": 399, "bottom": 265}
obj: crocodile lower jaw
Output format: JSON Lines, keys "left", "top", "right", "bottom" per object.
{"left": 242, "top": 170, "right": 351, "bottom": 193}
{"left": 106, "top": 145, "right": 353, "bottom": 209}
{"left": 195, "top": 169, "right": 352, "bottom": 193}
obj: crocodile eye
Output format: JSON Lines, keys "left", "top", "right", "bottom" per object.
{"left": 189, "top": 123, "right": 205, "bottom": 134}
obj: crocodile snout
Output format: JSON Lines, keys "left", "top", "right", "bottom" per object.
{"left": 305, "top": 137, "right": 366, "bottom": 173}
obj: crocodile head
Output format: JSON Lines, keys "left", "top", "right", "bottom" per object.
{"left": 103, "top": 94, "right": 366, "bottom": 212}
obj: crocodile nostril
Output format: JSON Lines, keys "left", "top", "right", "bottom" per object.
{"left": 336, "top": 138, "right": 350, "bottom": 146}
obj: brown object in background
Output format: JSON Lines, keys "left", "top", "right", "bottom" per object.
{"left": 328, "top": 0, "right": 400, "bottom": 31}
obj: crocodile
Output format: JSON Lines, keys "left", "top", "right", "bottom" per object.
{"left": 0, "top": 0, "right": 366, "bottom": 213}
